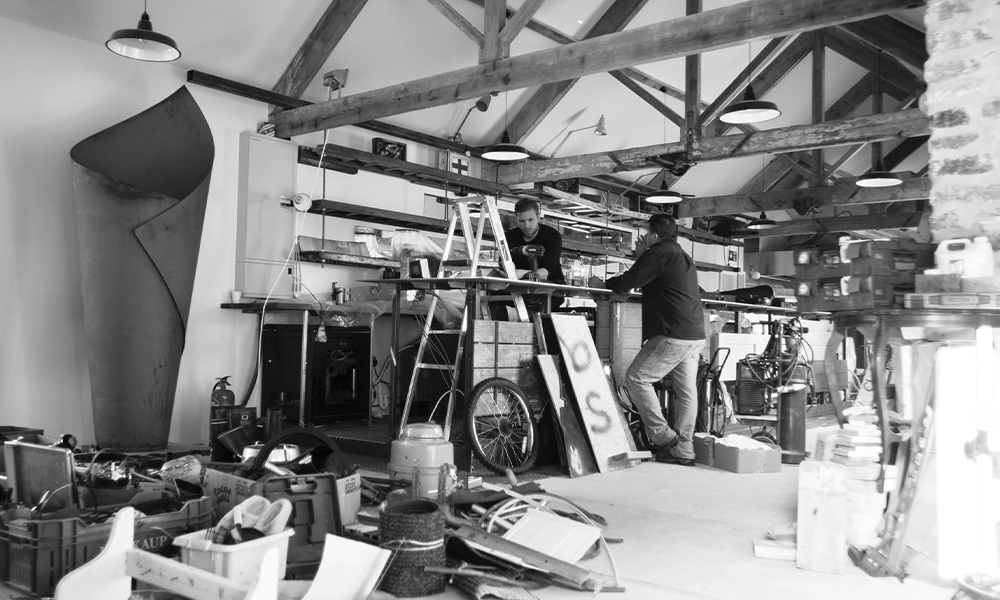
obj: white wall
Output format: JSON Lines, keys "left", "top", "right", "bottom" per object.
{"left": 0, "top": 16, "right": 475, "bottom": 447}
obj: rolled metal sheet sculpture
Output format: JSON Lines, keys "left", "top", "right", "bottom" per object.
{"left": 71, "top": 87, "right": 214, "bottom": 450}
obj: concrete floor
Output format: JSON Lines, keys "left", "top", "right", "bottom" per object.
{"left": 425, "top": 459, "right": 953, "bottom": 600}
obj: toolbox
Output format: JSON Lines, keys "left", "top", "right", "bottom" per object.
{"left": 904, "top": 292, "right": 1000, "bottom": 310}
{"left": 796, "top": 276, "right": 913, "bottom": 312}
{"left": 794, "top": 240, "right": 935, "bottom": 279}
{"left": 259, "top": 473, "right": 342, "bottom": 578}
{"left": 0, "top": 496, "right": 213, "bottom": 596}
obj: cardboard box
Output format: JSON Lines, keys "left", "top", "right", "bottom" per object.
{"left": 201, "top": 468, "right": 361, "bottom": 525}
{"left": 713, "top": 439, "right": 781, "bottom": 474}
{"left": 694, "top": 433, "right": 715, "bottom": 467}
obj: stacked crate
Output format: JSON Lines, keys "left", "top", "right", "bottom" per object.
{"left": 794, "top": 240, "right": 936, "bottom": 312}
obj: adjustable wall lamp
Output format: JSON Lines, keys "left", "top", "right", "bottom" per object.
{"left": 550, "top": 115, "right": 607, "bottom": 157}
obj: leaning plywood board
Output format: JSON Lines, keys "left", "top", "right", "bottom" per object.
{"left": 538, "top": 354, "right": 598, "bottom": 478}
{"left": 549, "top": 314, "right": 640, "bottom": 473}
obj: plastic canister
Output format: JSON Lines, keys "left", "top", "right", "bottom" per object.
{"left": 387, "top": 423, "right": 454, "bottom": 499}
{"left": 935, "top": 237, "right": 995, "bottom": 278}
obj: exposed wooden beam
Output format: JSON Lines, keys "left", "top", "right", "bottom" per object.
{"left": 503, "top": 0, "right": 647, "bottom": 144}
{"left": 497, "top": 0, "right": 544, "bottom": 45}
{"left": 273, "top": 0, "right": 920, "bottom": 137}
{"left": 685, "top": 0, "right": 701, "bottom": 138}
{"left": 811, "top": 30, "right": 825, "bottom": 188}
{"left": 609, "top": 71, "right": 685, "bottom": 128}
{"left": 707, "top": 34, "right": 813, "bottom": 137}
{"left": 426, "top": 0, "right": 484, "bottom": 45}
{"left": 699, "top": 36, "right": 794, "bottom": 131}
{"left": 883, "top": 135, "right": 928, "bottom": 169}
{"left": 679, "top": 177, "right": 930, "bottom": 218}
{"left": 271, "top": 0, "right": 368, "bottom": 101}
{"left": 464, "top": 0, "right": 690, "bottom": 105}
{"left": 748, "top": 210, "right": 922, "bottom": 237}
{"left": 303, "top": 143, "right": 510, "bottom": 195}
{"left": 825, "top": 27, "right": 926, "bottom": 97}
{"left": 838, "top": 15, "right": 927, "bottom": 72}
{"left": 480, "top": 0, "right": 508, "bottom": 62}
{"left": 498, "top": 109, "right": 929, "bottom": 184}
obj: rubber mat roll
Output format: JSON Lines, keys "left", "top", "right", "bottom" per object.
{"left": 379, "top": 499, "right": 446, "bottom": 597}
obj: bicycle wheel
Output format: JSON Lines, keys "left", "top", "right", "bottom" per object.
{"left": 465, "top": 377, "right": 539, "bottom": 475}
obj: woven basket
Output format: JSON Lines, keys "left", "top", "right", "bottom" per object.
{"left": 379, "top": 499, "right": 446, "bottom": 597}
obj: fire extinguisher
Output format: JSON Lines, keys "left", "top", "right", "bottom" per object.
{"left": 211, "top": 376, "right": 236, "bottom": 406}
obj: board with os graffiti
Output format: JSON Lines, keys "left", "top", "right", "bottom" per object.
{"left": 549, "top": 314, "right": 642, "bottom": 473}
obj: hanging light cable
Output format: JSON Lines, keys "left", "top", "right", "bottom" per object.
{"left": 747, "top": 155, "right": 776, "bottom": 229}
{"left": 106, "top": 0, "right": 180, "bottom": 62}
{"left": 857, "top": 49, "right": 902, "bottom": 187}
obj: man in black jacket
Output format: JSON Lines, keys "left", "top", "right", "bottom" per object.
{"left": 590, "top": 214, "right": 705, "bottom": 465}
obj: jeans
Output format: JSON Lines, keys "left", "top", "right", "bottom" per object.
{"left": 625, "top": 335, "right": 705, "bottom": 459}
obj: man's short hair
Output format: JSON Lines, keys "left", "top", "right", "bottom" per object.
{"left": 514, "top": 199, "right": 541, "bottom": 217}
{"left": 648, "top": 214, "right": 678, "bottom": 242}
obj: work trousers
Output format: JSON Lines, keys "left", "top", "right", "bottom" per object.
{"left": 625, "top": 335, "right": 705, "bottom": 459}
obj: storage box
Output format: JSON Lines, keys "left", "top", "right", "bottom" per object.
{"left": 0, "top": 497, "right": 213, "bottom": 596}
{"left": 713, "top": 439, "right": 781, "bottom": 474}
{"left": 0, "top": 427, "right": 46, "bottom": 472}
{"left": 796, "top": 276, "right": 912, "bottom": 312}
{"left": 173, "top": 527, "right": 294, "bottom": 586}
{"left": 694, "top": 433, "right": 715, "bottom": 467}
{"left": 795, "top": 241, "right": 934, "bottom": 279}
{"left": 201, "top": 468, "right": 261, "bottom": 521}
{"left": 259, "top": 473, "right": 342, "bottom": 578}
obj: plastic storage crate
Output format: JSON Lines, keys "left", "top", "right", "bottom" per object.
{"left": 173, "top": 527, "right": 294, "bottom": 586}
{"left": 260, "top": 473, "right": 342, "bottom": 578}
{"left": 0, "top": 496, "right": 212, "bottom": 596}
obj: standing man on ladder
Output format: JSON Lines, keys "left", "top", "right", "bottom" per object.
{"left": 506, "top": 199, "right": 565, "bottom": 285}
{"left": 493, "top": 199, "right": 565, "bottom": 318}
{"left": 590, "top": 214, "right": 705, "bottom": 466}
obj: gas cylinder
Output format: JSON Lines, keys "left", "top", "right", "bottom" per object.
{"left": 211, "top": 376, "right": 236, "bottom": 406}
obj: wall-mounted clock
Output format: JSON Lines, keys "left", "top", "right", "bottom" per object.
{"left": 372, "top": 137, "right": 407, "bottom": 161}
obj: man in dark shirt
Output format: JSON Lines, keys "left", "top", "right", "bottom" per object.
{"left": 590, "top": 214, "right": 705, "bottom": 465}
{"left": 505, "top": 199, "right": 565, "bottom": 284}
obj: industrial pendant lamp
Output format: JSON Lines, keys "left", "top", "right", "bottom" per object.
{"left": 747, "top": 211, "right": 777, "bottom": 230}
{"left": 856, "top": 50, "right": 902, "bottom": 188}
{"left": 720, "top": 45, "right": 780, "bottom": 124}
{"left": 106, "top": 0, "right": 180, "bottom": 62}
{"left": 645, "top": 172, "right": 683, "bottom": 204}
{"left": 483, "top": 93, "right": 529, "bottom": 162}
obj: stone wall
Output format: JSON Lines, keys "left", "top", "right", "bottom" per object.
{"left": 925, "top": 0, "right": 1000, "bottom": 289}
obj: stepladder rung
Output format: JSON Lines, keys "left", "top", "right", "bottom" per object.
{"left": 415, "top": 363, "right": 454, "bottom": 371}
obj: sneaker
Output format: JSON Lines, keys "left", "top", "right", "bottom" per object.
{"left": 650, "top": 432, "right": 679, "bottom": 454}
{"left": 655, "top": 453, "right": 695, "bottom": 466}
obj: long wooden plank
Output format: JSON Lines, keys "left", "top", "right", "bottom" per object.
{"left": 748, "top": 210, "right": 922, "bottom": 237}
{"left": 426, "top": 0, "right": 484, "bottom": 45}
{"left": 549, "top": 314, "right": 638, "bottom": 473}
{"left": 500, "top": 109, "right": 929, "bottom": 184}
{"left": 504, "top": 0, "right": 647, "bottom": 144}
{"left": 272, "top": 0, "right": 918, "bottom": 137}
{"left": 680, "top": 173, "right": 930, "bottom": 218}
{"left": 538, "top": 354, "right": 600, "bottom": 478}
{"left": 271, "top": 0, "right": 369, "bottom": 100}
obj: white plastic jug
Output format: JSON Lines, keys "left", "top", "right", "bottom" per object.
{"left": 935, "top": 237, "right": 995, "bottom": 278}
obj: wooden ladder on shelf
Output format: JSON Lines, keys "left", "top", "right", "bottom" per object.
{"left": 397, "top": 195, "right": 528, "bottom": 440}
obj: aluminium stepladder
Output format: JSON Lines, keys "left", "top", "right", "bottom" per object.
{"left": 397, "top": 195, "right": 529, "bottom": 440}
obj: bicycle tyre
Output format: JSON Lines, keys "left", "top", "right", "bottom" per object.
{"left": 465, "top": 377, "right": 539, "bottom": 475}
